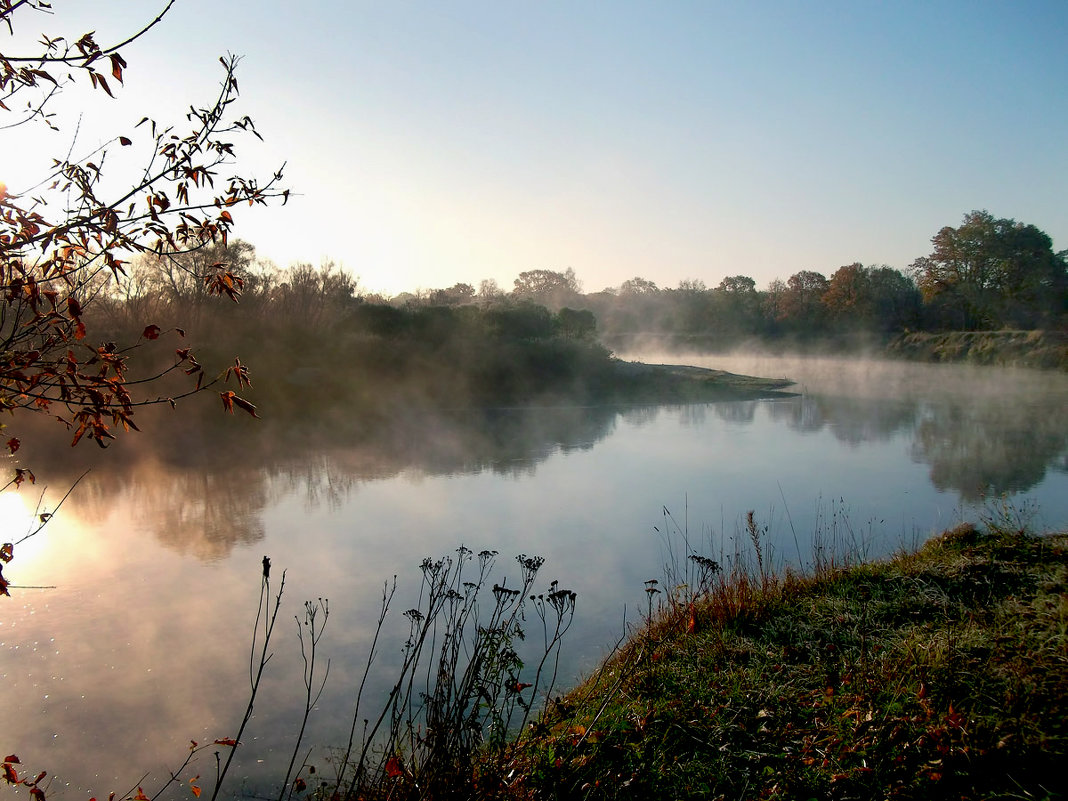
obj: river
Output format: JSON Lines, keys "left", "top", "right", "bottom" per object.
{"left": 3, "top": 353, "right": 1066, "bottom": 798}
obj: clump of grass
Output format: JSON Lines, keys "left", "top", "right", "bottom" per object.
{"left": 507, "top": 521, "right": 1068, "bottom": 800}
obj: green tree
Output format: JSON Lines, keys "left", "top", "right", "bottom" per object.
{"left": 512, "top": 268, "right": 581, "bottom": 309}
{"left": 910, "top": 211, "right": 1066, "bottom": 329}
{"left": 488, "top": 303, "right": 555, "bottom": 341}
{"left": 676, "top": 278, "right": 707, "bottom": 293}
{"left": 672, "top": 278, "right": 712, "bottom": 335}
{"left": 429, "top": 283, "right": 476, "bottom": 306}
{"left": 555, "top": 307, "right": 597, "bottom": 340}
{"left": 716, "top": 275, "right": 756, "bottom": 294}
{"left": 709, "top": 275, "right": 761, "bottom": 341}
{"left": 768, "top": 271, "right": 829, "bottom": 334}
{"left": 618, "top": 276, "right": 659, "bottom": 295}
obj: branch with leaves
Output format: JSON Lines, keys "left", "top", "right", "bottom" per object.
{"left": 1, "top": 3, "right": 286, "bottom": 463}
{"left": 1, "top": 3, "right": 286, "bottom": 609}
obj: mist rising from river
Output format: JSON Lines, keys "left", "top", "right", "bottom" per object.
{"left": 4, "top": 352, "right": 1066, "bottom": 800}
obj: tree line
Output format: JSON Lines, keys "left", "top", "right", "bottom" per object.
{"left": 79, "top": 208, "right": 1065, "bottom": 381}
{"left": 102, "top": 209, "right": 1063, "bottom": 348}
{"left": 460, "top": 211, "right": 1064, "bottom": 347}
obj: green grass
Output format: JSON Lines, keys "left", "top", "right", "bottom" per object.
{"left": 498, "top": 524, "right": 1068, "bottom": 800}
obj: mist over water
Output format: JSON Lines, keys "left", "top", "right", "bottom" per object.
{"left": 3, "top": 354, "right": 1066, "bottom": 798}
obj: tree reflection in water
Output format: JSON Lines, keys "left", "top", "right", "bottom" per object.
{"left": 7, "top": 356, "right": 1067, "bottom": 560}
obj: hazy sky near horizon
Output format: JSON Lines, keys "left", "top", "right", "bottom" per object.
{"left": 6, "top": 1, "right": 1067, "bottom": 296}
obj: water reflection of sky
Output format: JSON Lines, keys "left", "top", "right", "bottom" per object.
{"left": 3, "top": 357, "right": 1067, "bottom": 799}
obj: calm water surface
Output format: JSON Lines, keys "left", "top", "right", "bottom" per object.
{"left": 3, "top": 354, "right": 1066, "bottom": 797}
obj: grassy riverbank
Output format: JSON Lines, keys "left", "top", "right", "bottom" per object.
{"left": 885, "top": 330, "right": 1068, "bottom": 370}
{"left": 492, "top": 523, "right": 1068, "bottom": 800}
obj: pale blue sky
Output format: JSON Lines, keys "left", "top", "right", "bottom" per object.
{"left": 8, "top": 1, "right": 1067, "bottom": 295}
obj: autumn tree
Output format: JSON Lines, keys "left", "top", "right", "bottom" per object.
{"left": 761, "top": 271, "right": 829, "bottom": 336}
{"left": 823, "top": 263, "right": 921, "bottom": 333}
{"left": 1, "top": 2, "right": 285, "bottom": 592}
{"left": 910, "top": 211, "right": 1067, "bottom": 329}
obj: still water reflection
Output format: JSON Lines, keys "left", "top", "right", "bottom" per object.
{"left": 3, "top": 355, "right": 1066, "bottom": 798}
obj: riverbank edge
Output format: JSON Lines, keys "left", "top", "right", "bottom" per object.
{"left": 884, "top": 330, "right": 1068, "bottom": 370}
{"left": 500, "top": 523, "right": 1068, "bottom": 800}
{"left": 603, "top": 359, "right": 796, "bottom": 403}
{"left": 604, "top": 329, "right": 1068, "bottom": 370}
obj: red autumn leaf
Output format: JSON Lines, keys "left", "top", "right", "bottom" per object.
{"left": 1, "top": 757, "right": 18, "bottom": 766}
{"left": 224, "top": 357, "right": 253, "bottom": 389}
{"left": 134, "top": 788, "right": 149, "bottom": 801}
{"left": 945, "top": 704, "right": 966, "bottom": 729}
{"left": 220, "top": 391, "right": 235, "bottom": 413}
{"left": 6, "top": 437, "right": 19, "bottom": 454}
{"left": 142, "top": 325, "right": 161, "bottom": 340}
{"left": 91, "top": 71, "right": 114, "bottom": 97}
{"left": 74, "top": 321, "right": 87, "bottom": 340}
{"left": 29, "top": 786, "right": 44, "bottom": 801}
{"left": 119, "top": 136, "right": 132, "bottom": 146}
{"left": 70, "top": 420, "right": 89, "bottom": 447}
{"left": 231, "top": 395, "right": 259, "bottom": 419}
{"left": 0, "top": 569, "right": 10, "bottom": 597}
{"left": 213, "top": 738, "right": 238, "bottom": 747}
{"left": 190, "top": 784, "right": 201, "bottom": 798}
{"left": 2, "top": 763, "right": 18, "bottom": 784}
{"left": 384, "top": 755, "right": 404, "bottom": 778}
{"left": 1, "top": 543, "right": 13, "bottom": 563}
{"left": 110, "top": 53, "right": 126, "bottom": 82}
{"left": 292, "top": 778, "right": 306, "bottom": 793}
